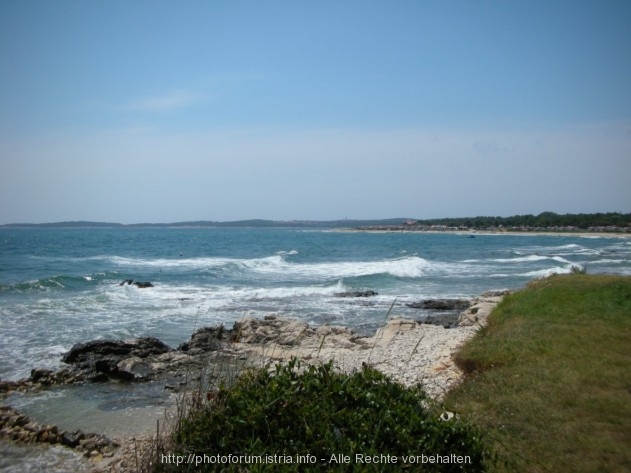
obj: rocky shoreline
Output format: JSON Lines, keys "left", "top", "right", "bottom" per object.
{"left": 1, "top": 290, "right": 508, "bottom": 471}
{"left": 0, "top": 406, "right": 120, "bottom": 460}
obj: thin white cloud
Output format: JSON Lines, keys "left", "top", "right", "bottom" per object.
{"left": 122, "top": 90, "right": 207, "bottom": 112}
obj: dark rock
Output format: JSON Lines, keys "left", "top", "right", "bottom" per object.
{"left": 133, "top": 281, "right": 154, "bottom": 288}
{"left": 94, "top": 358, "right": 118, "bottom": 374}
{"left": 406, "top": 298, "right": 470, "bottom": 311}
{"left": 110, "top": 370, "right": 135, "bottom": 382}
{"left": 30, "top": 368, "right": 53, "bottom": 383}
{"left": 63, "top": 337, "right": 170, "bottom": 365}
{"left": 60, "top": 429, "right": 85, "bottom": 448}
{"left": 406, "top": 298, "right": 471, "bottom": 328}
{"left": 418, "top": 313, "right": 461, "bottom": 328}
{"left": 179, "top": 325, "right": 229, "bottom": 353}
{"left": 481, "top": 289, "right": 511, "bottom": 297}
{"left": 0, "top": 379, "right": 19, "bottom": 395}
{"left": 115, "top": 357, "right": 153, "bottom": 381}
{"left": 63, "top": 340, "right": 131, "bottom": 364}
{"left": 335, "top": 290, "right": 378, "bottom": 298}
{"left": 119, "top": 279, "right": 153, "bottom": 288}
{"left": 87, "top": 372, "right": 110, "bottom": 383}
{"left": 128, "top": 337, "right": 171, "bottom": 358}
{"left": 61, "top": 337, "right": 171, "bottom": 382}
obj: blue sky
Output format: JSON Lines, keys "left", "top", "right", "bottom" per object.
{"left": 1, "top": 1, "right": 630, "bottom": 224}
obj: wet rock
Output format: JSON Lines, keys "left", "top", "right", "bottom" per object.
{"left": 334, "top": 290, "right": 378, "bottom": 298}
{"left": 1, "top": 368, "right": 79, "bottom": 398}
{"left": 61, "top": 337, "right": 171, "bottom": 382}
{"left": 88, "top": 372, "right": 110, "bottom": 383}
{"left": 30, "top": 368, "right": 53, "bottom": 384}
{"left": 60, "top": 429, "right": 85, "bottom": 448}
{"left": 0, "top": 379, "right": 20, "bottom": 396}
{"left": 133, "top": 281, "right": 154, "bottom": 288}
{"left": 481, "top": 289, "right": 511, "bottom": 298}
{"left": 151, "top": 352, "right": 194, "bottom": 373}
{"left": 0, "top": 406, "right": 119, "bottom": 455}
{"left": 119, "top": 279, "right": 154, "bottom": 288}
{"left": 406, "top": 299, "right": 471, "bottom": 311}
{"left": 63, "top": 338, "right": 170, "bottom": 365}
{"left": 178, "top": 326, "right": 229, "bottom": 353}
{"left": 419, "top": 313, "right": 461, "bottom": 328}
{"left": 116, "top": 357, "right": 153, "bottom": 381}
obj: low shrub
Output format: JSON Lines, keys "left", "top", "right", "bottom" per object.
{"left": 158, "top": 359, "right": 490, "bottom": 472}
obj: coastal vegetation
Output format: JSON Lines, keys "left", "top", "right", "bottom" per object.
{"left": 445, "top": 274, "right": 631, "bottom": 472}
{"left": 154, "top": 359, "right": 490, "bottom": 472}
{"left": 406, "top": 211, "right": 630, "bottom": 230}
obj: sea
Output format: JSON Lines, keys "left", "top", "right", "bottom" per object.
{"left": 1, "top": 227, "right": 630, "bottom": 470}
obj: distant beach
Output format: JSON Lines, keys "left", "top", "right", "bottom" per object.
{"left": 343, "top": 226, "right": 631, "bottom": 238}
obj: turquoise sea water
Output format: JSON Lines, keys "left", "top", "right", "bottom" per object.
{"left": 2, "top": 227, "right": 630, "bottom": 382}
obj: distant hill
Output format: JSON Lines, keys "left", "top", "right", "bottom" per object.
{"left": 1, "top": 221, "right": 125, "bottom": 228}
{"left": 0, "top": 218, "right": 410, "bottom": 229}
{"left": 2, "top": 212, "right": 629, "bottom": 230}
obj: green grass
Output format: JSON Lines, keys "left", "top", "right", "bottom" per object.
{"left": 445, "top": 274, "right": 631, "bottom": 472}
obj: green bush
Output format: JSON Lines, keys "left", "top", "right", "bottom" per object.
{"left": 570, "top": 264, "right": 586, "bottom": 274}
{"left": 159, "top": 359, "right": 490, "bottom": 472}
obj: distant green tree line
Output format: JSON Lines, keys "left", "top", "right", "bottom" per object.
{"left": 413, "top": 212, "right": 630, "bottom": 230}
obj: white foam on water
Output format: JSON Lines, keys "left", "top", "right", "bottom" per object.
{"left": 271, "top": 256, "right": 435, "bottom": 279}
{"left": 107, "top": 255, "right": 234, "bottom": 269}
{"left": 522, "top": 243, "right": 586, "bottom": 255}
{"left": 591, "top": 259, "right": 624, "bottom": 264}
{"left": 551, "top": 256, "right": 573, "bottom": 264}
{"left": 212, "top": 283, "right": 345, "bottom": 301}
{"left": 572, "top": 248, "right": 602, "bottom": 256}
{"left": 277, "top": 249, "right": 298, "bottom": 255}
{"left": 116, "top": 281, "right": 347, "bottom": 313}
{"left": 233, "top": 254, "right": 287, "bottom": 273}
{"left": 552, "top": 244, "right": 582, "bottom": 249}
{"left": 521, "top": 266, "right": 573, "bottom": 278}
{"left": 103, "top": 253, "right": 439, "bottom": 280}
{"left": 492, "top": 255, "right": 551, "bottom": 263}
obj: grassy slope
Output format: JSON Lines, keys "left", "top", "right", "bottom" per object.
{"left": 445, "top": 274, "right": 631, "bottom": 472}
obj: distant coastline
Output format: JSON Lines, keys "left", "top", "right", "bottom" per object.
{"left": 2, "top": 211, "right": 629, "bottom": 234}
{"left": 345, "top": 227, "right": 631, "bottom": 238}
{"left": 0, "top": 218, "right": 407, "bottom": 229}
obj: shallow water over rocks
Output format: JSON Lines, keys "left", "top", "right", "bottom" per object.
{"left": 5, "top": 380, "right": 175, "bottom": 439}
{"left": 0, "top": 441, "right": 90, "bottom": 473}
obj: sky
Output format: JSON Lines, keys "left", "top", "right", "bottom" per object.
{"left": 1, "top": 1, "right": 630, "bottom": 224}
